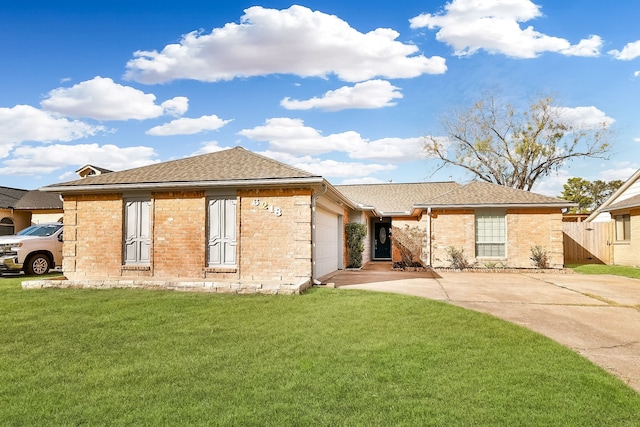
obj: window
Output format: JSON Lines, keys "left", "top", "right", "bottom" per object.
{"left": 124, "top": 199, "right": 151, "bottom": 265}
{"left": 615, "top": 214, "right": 631, "bottom": 242}
{"left": 475, "top": 211, "right": 506, "bottom": 257}
{"left": 0, "top": 217, "right": 14, "bottom": 236}
{"left": 208, "top": 197, "right": 237, "bottom": 267}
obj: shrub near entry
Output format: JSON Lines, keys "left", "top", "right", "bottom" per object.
{"left": 345, "top": 223, "right": 367, "bottom": 268}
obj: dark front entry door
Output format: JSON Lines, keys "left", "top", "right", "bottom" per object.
{"left": 374, "top": 222, "right": 391, "bottom": 259}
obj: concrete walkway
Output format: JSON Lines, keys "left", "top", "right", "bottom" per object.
{"left": 322, "top": 264, "right": 640, "bottom": 392}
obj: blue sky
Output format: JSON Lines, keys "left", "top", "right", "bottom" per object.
{"left": 2, "top": 0, "right": 640, "bottom": 196}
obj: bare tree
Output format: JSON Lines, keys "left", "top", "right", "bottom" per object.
{"left": 424, "top": 94, "right": 612, "bottom": 190}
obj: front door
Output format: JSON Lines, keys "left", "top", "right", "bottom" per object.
{"left": 374, "top": 222, "right": 391, "bottom": 259}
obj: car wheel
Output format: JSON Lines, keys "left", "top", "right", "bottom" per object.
{"left": 25, "top": 254, "right": 51, "bottom": 276}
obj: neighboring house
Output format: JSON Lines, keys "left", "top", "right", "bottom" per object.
{"left": 75, "top": 164, "right": 113, "bottom": 178}
{"left": 13, "top": 190, "right": 64, "bottom": 225}
{"left": 40, "top": 147, "right": 572, "bottom": 293}
{"left": 585, "top": 168, "right": 640, "bottom": 267}
{"left": 0, "top": 186, "right": 29, "bottom": 235}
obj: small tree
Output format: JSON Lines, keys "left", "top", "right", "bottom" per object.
{"left": 530, "top": 245, "right": 549, "bottom": 269}
{"left": 345, "top": 223, "right": 367, "bottom": 268}
{"left": 445, "top": 246, "right": 472, "bottom": 269}
{"left": 392, "top": 225, "right": 426, "bottom": 268}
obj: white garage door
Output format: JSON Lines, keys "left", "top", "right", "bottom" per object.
{"left": 315, "top": 207, "right": 340, "bottom": 278}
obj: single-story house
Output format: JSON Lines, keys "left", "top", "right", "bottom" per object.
{"left": 13, "top": 190, "right": 64, "bottom": 225}
{"left": 0, "top": 186, "right": 64, "bottom": 235}
{"left": 585, "top": 168, "right": 640, "bottom": 267}
{"left": 39, "top": 147, "right": 572, "bottom": 293}
{"left": 0, "top": 186, "right": 29, "bottom": 235}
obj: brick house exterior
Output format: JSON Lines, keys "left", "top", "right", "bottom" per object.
{"left": 337, "top": 181, "right": 570, "bottom": 269}
{"left": 39, "top": 147, "right": 572, "bottom": 293}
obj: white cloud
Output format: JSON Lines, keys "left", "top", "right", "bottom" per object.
{"left": 189, "top": 141, "right": 234, "bottom": 156}
{"left": 281, "top": 80, "right": 403, "bottom": 111}
{"left": 258, "top": 150, "right": 395, "bottom": 179}
{"left": 239, "top": 117, "right": 424, "bottom": 162}
{"left": 560, "top": 35, "right": 602, "bottom": 57}
{"left": 531, "top": 169, "right": 570, "bottom": 197}
{"left": 410, "top": 0, "right": 602, "bottom": 58}
{"left": 0, "top": 105, "right": 103, "bottom": 156}
{"left": 598, "top": 164, "right": 637, "bottom": 181}
{"left": 608, "top": 40, "right": 640, "bottom": 60}
{"left": 160, "top": 97, "right": 189, "bottom": 117}
{"left": 146, "top": 114, "right": 232, "bottom": 136}
{"left": 41, "top": 76, "right": 188, "bottom": 120}
{"left": 0, "top": 143, "right": 157, "bottom": 176}
{"left": 550, "top": 106, "right": 615, "bottom": 129}
{"left": 339, "top": 177, "right": 387, "bottom": 185}
{"left": 125, "top": 5, "right": 446, "bottom": 84}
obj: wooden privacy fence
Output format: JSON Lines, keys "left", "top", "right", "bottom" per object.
{"left": 563, "top": 221, "right": 612, "bottom": 265}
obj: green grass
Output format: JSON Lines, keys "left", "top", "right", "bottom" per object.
{"left": 1, "top": 275, "right": 639, "bottom": 426}
{"left": 568, "top": 263, "right": 640, "bottom": 279}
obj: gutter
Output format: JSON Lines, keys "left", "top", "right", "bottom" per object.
{"left": 413, "top": 203, "right": 577, "bottom": 210}
{"left": 39, "top": 177, "right": 327, "bottom": 193}
{"left": 426, "top": 207, "right": 432, "bottom": 267}
{"left": 311, "top": 183, "right": 329, "bottom": 285}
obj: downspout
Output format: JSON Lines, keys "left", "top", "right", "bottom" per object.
{"left": 311, "top": 183, "right": 328, "bottom": 285}
{"left": 426, "top": 207, "right": 432, "bottom": 267}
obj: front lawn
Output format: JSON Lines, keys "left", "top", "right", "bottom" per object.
{"left": 568, "top": 264, "right": 640, "bottom": 279}
{"left": 1, "top": 275, "right": 639, "bottom": 426}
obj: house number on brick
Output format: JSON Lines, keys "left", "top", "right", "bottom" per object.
{"left": 252, "top": 199, "right": 282, "bottom": 217}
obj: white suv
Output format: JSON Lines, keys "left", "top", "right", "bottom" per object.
{"left": 0, "top": 223, "right": 63, "bottom": 275}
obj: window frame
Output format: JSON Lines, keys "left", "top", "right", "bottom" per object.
{"left": 475, "top": 210, "right": 507, "bottom": 258}
{"left": 0, "top": 217, "right": 15, "bottom": 236}
{"left": 614, "top": 213, "right": 631, "bottom": 242}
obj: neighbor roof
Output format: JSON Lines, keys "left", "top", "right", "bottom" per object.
{"left": 14, "top": 190, "right": 63, "bottom": 210}
{"left": 0, "top": 186, "right": 28, "bottom": 209}
{"left": 601, "top": 193, "right": 640, "bottom": 212}
{"left": 42, "top": 147, "right": 322, "bottom": 192}
{"left": 586, "top": 167, "right": 640, "bottom": 222}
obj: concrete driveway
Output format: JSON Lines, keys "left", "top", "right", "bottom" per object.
{"left": 323, "top": 266, "right": 640, "bottom": 392}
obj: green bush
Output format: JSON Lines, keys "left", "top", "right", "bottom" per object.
{"left": 345, "top": 223, "right": 367, "bottom": 268}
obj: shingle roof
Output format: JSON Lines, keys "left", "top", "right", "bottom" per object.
{"left": 14, "top": 190, "right": 63, "bottom": 210}
{"left": 0, "top": 186, "right": 28, "bottom": 209}
{"left": 335, "top": 182, "right": 461, "bottom": 213}
{"left": 336, "top": 181, "right": 571, "bottom": 213}
{"left": 421, "top": 181, "right": 571, "bottom": 207}
{"left": 602, "top": 194, "right": 640, "bottom": 212}
{"left": 44, "top": 147, "right": 319, "bottom": 190}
